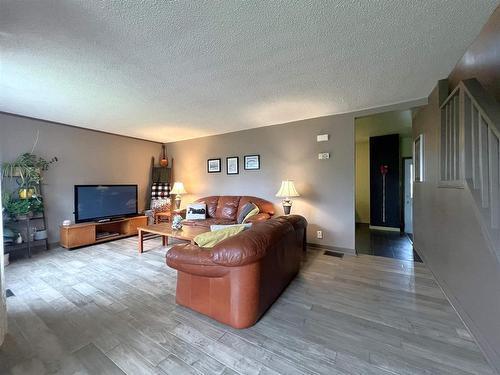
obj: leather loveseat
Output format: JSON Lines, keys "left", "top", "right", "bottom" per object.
{"left": 166, "top": 215, "right": 307, "bottom": 328}
{"left": 180, "top": 195, "right": 275, "bottom": 228}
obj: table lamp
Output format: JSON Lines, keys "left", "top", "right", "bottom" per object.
{"left": 276, "top": 180, "right": 300, "bottom": 215}
{"left": 170, "top": 182, "right": 187, "bottom": 210}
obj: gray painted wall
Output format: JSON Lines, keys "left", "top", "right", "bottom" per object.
{"left": 166, "top": 99, "right": 425, "bottom": 252}
{"left": 167, "top": 114, "right": 355, "bottom": 251}
{"left": 413, "top": 85, "right": 500, "bottom": 372}
{"left": 0, "top": 113, "right": 161, "bottom": 243}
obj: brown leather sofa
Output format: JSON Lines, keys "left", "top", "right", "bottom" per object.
{"left": 180, "top": 195, "right": 275, "bottom": 228}
{"left": 166, "top": 215, "right": 307, "bottom": 328}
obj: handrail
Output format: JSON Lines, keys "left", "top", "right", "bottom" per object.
{"left": 441, "top": 79, "right": 500, "bottom": 138}
{"left": 439, "top": 83, "right": 461, "bottom": 109}
{"left": 461, "top": 79, "right": 500, "bottom": 140}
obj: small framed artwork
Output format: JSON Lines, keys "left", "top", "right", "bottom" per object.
{"left": 244, "top": 155, "right": 260, "bottom": 170}
{"left": 414, "top": 135, "right": 424, "bottom": 182}
{"left": 226, "top": 156, "right": 239, "bottom": 175}
{"left": 207, "top": 158, "right": 221, "bottom": 173}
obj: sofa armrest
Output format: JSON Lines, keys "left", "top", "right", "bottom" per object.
{"left": 166, "top": 243, "right": 228, "bottom": 277}
{"left": 244, "top": 212, "right": 270, "bottom": 223}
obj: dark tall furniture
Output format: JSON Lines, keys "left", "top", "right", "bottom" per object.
{"left": 369, "top": 134, "right": 400, "bottom": 228}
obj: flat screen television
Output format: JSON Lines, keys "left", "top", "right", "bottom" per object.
{"left": 74, "top": 185, "right": 138, "bottom": 223}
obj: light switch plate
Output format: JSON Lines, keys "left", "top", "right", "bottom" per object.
{"left": 317, "top": 134, "right": 329, "bottom": 142}
{"left": 318, "top": 152, "right": 330, "bottom": 160}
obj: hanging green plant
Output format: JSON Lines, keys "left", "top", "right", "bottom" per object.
{"left": 2, "top": 153, "right": 58, "bottom": 199}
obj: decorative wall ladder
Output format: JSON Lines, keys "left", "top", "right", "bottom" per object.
{"left": 440, "top": 78, "right": 500, "bottom": 262}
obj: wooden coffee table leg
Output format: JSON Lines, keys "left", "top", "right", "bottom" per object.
{"left": 138, "top": 229, "right": 144, "bottom": 253}
{"left": 162, "top": 235, "right": 167, "bottom": 246}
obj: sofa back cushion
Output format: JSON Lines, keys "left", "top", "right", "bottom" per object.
{"left": 194, "top": 195, "right": 274, "bottom": 220}
{"left": 195, "top": 196, "right": 219, "bottom": 218}
{"left": 215, "top": 196, "right": 241, "bottom": 220}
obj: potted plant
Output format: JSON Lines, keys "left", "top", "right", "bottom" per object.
{"left": 29, "top": 196, "right": 44, "bottom": 216}
{"left": 2, "top": 193, "right": 33, "bottom": 220}
{"left": 2, "top": 153, "right": 57, "bottom": 199}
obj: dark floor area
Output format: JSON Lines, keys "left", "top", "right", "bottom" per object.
{"left": 355, "top": 223, "right": 422, "bottom": 262}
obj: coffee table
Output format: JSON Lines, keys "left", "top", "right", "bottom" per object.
{"left": 137, "top": 223, "right": 208, "bottom": 253}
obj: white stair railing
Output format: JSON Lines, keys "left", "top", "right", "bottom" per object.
{"left": 440, "top": 79, "right": 500, "bottom": 261}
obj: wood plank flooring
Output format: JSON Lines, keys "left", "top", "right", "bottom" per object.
{"left": 0, "top": 237, "right": 495, "bottom": 374}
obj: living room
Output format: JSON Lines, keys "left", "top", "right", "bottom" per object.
{"left": 1, "top": 2, "right": 500, "bottom": 374}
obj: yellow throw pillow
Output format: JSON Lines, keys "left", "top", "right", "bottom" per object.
{"left": 194, "top": 225, "right": 246, "bottom": 248}
{"left": 242, "top": 206, "right": 260, "bottom": 223}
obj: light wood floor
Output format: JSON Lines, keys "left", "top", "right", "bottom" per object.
{"left": 0, "top": 237, "right": 495, "bottom": 375}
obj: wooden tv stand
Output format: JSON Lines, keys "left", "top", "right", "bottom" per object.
{"left": 60, "top": 215, "right": 147, "bottom": 249}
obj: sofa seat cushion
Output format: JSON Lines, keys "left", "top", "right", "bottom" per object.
{"left": 194, "top": 225, "right": 247, "bottom": 248}
{"left": 210, "top": 223, "right": 252, "bottom": 231}
{"left": 183, "top": 218, "right": 236, "bottom": 228}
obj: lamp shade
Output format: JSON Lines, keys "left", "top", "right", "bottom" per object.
{"left": 276, "top": 180, "right": 300, "bottom": 198}
{"left": 170, "top": 182, "right": 187, "bottom": 195}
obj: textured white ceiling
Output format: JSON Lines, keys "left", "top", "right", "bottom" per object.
{"left": 1, "top": 1, "right": 498, "bottom": 142}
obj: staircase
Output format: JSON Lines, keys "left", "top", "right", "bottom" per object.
{"left": 440, "top": 79, "right": 500, "bottom": 262}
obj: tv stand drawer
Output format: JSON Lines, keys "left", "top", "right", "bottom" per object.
{"left": 60, "top": 225, "right": 95, "bottom": 248}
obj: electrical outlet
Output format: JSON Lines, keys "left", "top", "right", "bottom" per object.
{"left": 317, "top": 230, "right": 323, "bottom": 239}
{"left": 317, "top": 134, "right": 329, "bottom": 142}
{"left": 318, "top": 152, "right": 330, "bottom": 160}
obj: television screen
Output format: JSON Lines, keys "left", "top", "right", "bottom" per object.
{"left": 74, "top": 185, "right": 138, "bottom": 223}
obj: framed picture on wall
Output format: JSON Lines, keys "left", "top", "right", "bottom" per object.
{"left": 244, "top": 155, "right": 260, "bottom": 170}
{"left": 207, "top": 158, "right": 221, "bottom": 173}
{"left": 226, "top": 156, "right": 239, "bottom": 175}
{"left": 414, "top": 135, "right": 424, "bottom": 182}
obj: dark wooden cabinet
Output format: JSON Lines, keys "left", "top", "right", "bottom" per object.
{"left": 369, "top": 134, "right": 400, "bottom": 229}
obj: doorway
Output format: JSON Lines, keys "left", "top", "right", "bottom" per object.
{"left": 354, "top": 110, "right": 421, "bottom": 262}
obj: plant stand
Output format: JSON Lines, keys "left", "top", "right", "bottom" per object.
{"left": 3, "top": 173, "right": 49, "bottom": 259}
